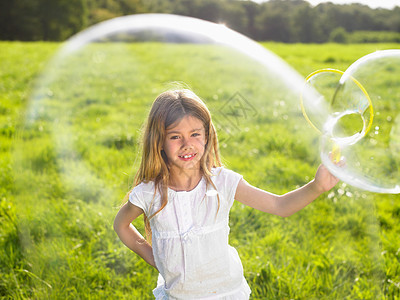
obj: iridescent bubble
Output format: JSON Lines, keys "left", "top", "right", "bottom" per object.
{"left": 301, "top": 69, "right": 345, "bottom": 133}
{"left": 320, "top": 50, "right": 400, "bottom": 193}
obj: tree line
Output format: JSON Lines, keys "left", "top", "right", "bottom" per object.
{"left": 1, "top": 0, "right": 400, "bottom": 43}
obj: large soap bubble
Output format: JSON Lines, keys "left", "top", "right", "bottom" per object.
{"left": 305, "top": 51, "right": 400, "bottom": 193}
{"left": 19, "top": 12, "right": 322, "bottom": 202}
{"left": 11, "top": 13, "right": 389, "bottom": 298}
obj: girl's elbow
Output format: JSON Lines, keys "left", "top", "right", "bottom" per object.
{"left": 113, "top": 216, "right": 122, "bottom": 233}
{"left": 113, "top": 208, "right": 129, "bottom": 233}
{"left": 113, "top": 215, "right": 133, "bottom": 236}
{"left": 113, "top": 219, "right": 119, "bottom": 233}
{"left": 278, "top": 212, "right": 292, "bottom": 218}
{"left": 274, "top": 205, "right": 293, "bottom": 218}
{"left": 272, "top": 197, "right": 292, "bottom": 218}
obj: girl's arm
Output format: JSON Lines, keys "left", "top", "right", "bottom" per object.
{"left": 235, "top": 164, "right": 339, "bottom": 218}
{"left": 113, "top": 201, "right": 157, "bottom": 269}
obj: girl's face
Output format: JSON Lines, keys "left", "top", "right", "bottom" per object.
{"left": 163, "top": 115, "right": 207, "bottom": 173}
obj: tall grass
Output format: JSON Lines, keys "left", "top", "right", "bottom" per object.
{"left": 1, "top": 41, "right": 400, "bottom": 299}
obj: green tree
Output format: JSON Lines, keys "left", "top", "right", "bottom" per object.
{"left": 239, "top": 1, "right": 260, "bottom": 39}
{"left": 86, "top": 0, "right": 146, "bottom": 25}
{"left": 0, "top": 0, "right": 87, "bottom": 41}
{"left": 256, "top": 11, "right": 291, "bottom": 42}
{"left": 292, "top": 3, "right": 322, "bottom": 42}
{"left": 1, "top": 0, "right": 400, "bottom": 42}
{"left": 255, "top": 0, "right": 295, "bottom": 42}
{"left": 0, "top": 0, "right": 41, "bottom": 40}
{"left": 219, "top": 1, "right": 248, "bottom": 34}
{"left": 37, "top": 0, "right": 88, "bottom": 40}
{"left": 329, "top": 26, "right": 348, "bottom": 43}
{"left": 172, "top": 0, "right": 223, "bottom": 23}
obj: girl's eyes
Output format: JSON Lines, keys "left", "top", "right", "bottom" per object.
{"left": 169, "top": 133, "right": 201, "bottom": 140}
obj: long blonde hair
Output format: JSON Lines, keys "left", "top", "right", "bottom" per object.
{"left": 132, "top": 89, "right": 222, "bottom": 241}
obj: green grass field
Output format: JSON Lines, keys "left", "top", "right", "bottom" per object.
{"left": 1, "top": 41, "right": 400, "bottom": 299}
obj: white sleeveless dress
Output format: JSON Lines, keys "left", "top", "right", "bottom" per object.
{"left": 129, "top": 167, "right": 251, "bottom": 299}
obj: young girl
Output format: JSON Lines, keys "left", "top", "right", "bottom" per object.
{"left": 114, "top": 89, "right": 339, "bottom": 299}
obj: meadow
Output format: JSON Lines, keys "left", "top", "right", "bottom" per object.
{"left": 1, "top": 41, "right": 400, "bottom": 299}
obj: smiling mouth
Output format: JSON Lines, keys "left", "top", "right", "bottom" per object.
{"left": 178, "top": 153, "right": 197, "bottom": 161}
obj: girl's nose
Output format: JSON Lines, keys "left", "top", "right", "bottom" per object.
{"left": 181, "top": 138, "right": 192, "bottom": 149}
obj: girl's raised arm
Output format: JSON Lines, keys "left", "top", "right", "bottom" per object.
{"left": 113, "top": 202, "right": 157, "bottom": 269}
{"left": 234, "top": 164, "right": 339, "bottom": 218}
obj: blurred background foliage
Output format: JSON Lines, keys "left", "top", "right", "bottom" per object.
{"left": 1, "top": 0, "right": 400, "bottom": 43}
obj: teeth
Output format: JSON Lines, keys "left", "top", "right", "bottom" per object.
{"left": 181, "top": 154, "right": 194, "bottom": 159}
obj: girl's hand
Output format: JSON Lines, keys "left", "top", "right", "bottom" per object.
{"left": 314, "top": 163, "right": 340, "bottom": 193}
